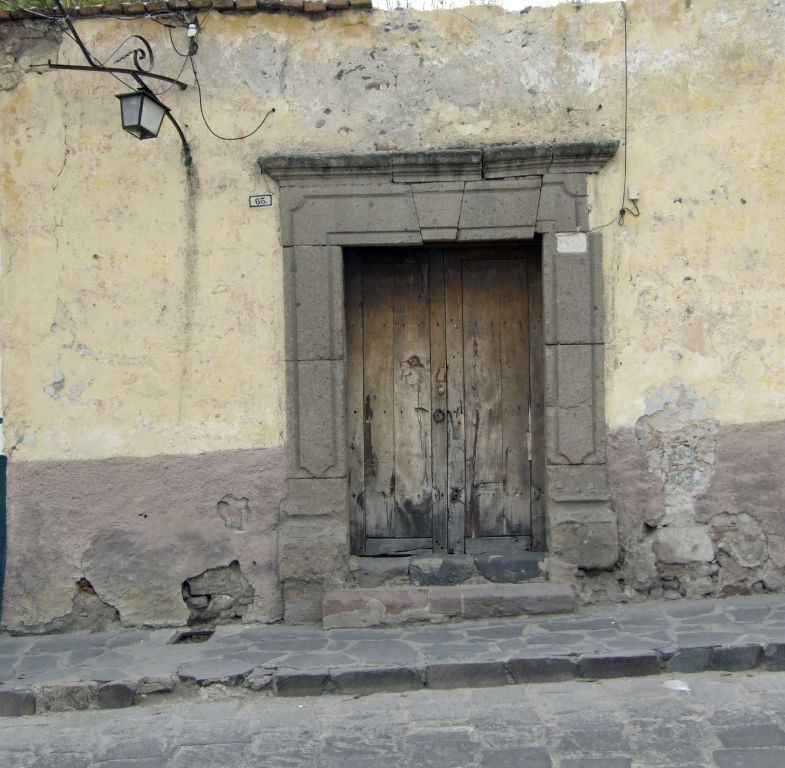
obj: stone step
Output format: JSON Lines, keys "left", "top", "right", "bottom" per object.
{"left": 322, "top": 582, "right": 576, "bottom": 629}
{"left": 350, "top": 552, "right": 546, "bottom": 588}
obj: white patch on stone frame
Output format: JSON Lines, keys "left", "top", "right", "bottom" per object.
{"left": 556, "top": 232, "right": 588, "bottom": 253}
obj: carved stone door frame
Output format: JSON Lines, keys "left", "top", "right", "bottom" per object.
{"left": 260, "top": 142, "right": 621, "bottom": 622}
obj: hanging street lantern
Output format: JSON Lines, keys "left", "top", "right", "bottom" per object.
{"left": 117, "top": 91, "right": 169, "bottom": 141}
{"left": 36, "top": 0, "right": 192, "bottom": 164}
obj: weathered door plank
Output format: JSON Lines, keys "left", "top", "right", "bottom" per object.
{"left": 461, "top": 258, "right": 505, "bottom": 539}
{"left": 429, "top": 249, "right": 449, "bottom": 553}
{"left": 345, "top": 251, "right": 366, "bottom": 554}
{"left": 392, "top": 259, "right": 432, "bottom": 538}
{"left": 499, "top": 258, "right": 532, "bottom": 535}
{"left": 444, "top": 254, "right": 466, "bottom": 555}
{"left": 362, "top": 261, "right": 396, "bottom": 538}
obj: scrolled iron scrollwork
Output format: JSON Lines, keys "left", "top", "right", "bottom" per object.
{"left": 110, "top": 35, "right": 156, "bottom": 74}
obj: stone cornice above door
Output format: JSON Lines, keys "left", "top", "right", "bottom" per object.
{"left": 259, "top": 140, "right": 619, "bottom": 185}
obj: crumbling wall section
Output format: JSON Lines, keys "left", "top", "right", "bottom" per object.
{"left": 601, "top": 381, "right": 785, "bottom": 603}
{"left": 0, "top": 21, "right": 58, "bottom": 91}
{"left": 3, "top": 448, "right": 286, "bottom": 631}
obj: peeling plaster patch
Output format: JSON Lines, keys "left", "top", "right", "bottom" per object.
{"left": 75, "top": 344, "right": 92, "bottom": 357}
{"left": 635, "top": 381, "right": 719, "bottom": 580}
{"left": 82, "top": 529, "right": 191, "bottom": 626}
{"left": 0, "top": 23, "right": 59, "bottom": 91}
{"left": 67, "top": 383, "right": 84, "bottom": 403}
{"left": 637, "top": 379, "right": 719, "bottom": 525}
{"left": 682, "top": 315, "right": 706, "bottom": 355}
{"left": 182, "top": 561, "right": 255, "bottom": 625}
{"left": 575, "top": 51, "right": 602, "bottom": 95}
{"left": 43, "top": 369, "right": 65, "bottom": 400}
{"left": 216, "top": 495, "right": 251, "bottom": 531}
{"left": 37, "top": 578, "right": 120, "bottom": 634}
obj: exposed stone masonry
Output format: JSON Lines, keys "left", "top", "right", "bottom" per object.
{"left": 182, "top": 561, "right": 255, "bottom": 625}
{"left": 0, "top": 21, "right": 58, "bottom": 90}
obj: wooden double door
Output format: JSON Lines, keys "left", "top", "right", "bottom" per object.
{"left": 346, "top": 244, "right": 544, "bottom": 557}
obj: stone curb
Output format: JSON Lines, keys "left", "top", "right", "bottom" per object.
{"left": 3, "top": 640, "right": 784, "bottom": 717}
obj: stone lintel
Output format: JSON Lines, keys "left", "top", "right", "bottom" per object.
{"left": 279, "top": 184, "right": 422, "bottom": 247}
{"left": 457, "top": 178, "right": 540, "bottom": 241}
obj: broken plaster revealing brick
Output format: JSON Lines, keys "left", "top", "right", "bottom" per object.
{"left": 182, "top": 561, "right": 255, "bottom": 625}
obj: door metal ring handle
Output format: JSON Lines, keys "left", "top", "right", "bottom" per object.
{"left": 433, "top": 409, "right": 446, "bottom": 423}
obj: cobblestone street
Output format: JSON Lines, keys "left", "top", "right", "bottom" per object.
{"left": 2, "top": 669, "right": 785, "bottom": 767}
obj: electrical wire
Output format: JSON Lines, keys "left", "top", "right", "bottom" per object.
{"left": 168, "top": 23, "right": 191, "bottom": 58}
{"left": 151, "top": 52, "right": 189, "bottom": 96}
{"left": 189, "top": 56, "right": 275, "bottom": 142}
{"left": 590, "top": 1, "right": 639, "bottom": 233}
{"left": 17, "top": 0, "right": 141, "bottom": 89}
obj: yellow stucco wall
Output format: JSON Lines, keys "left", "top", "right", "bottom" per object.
{"left": 1, "top": 0, "right": 783, "bottom": 463}
{"left": 595, "top": 0, "right": 785, "bottom": 431}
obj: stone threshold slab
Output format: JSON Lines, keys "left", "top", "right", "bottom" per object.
{"left": 351, "top": 552, "right": 546, "bottom": 588}
{"left": 322, "top": 582, "right": 575, "bottom": 629}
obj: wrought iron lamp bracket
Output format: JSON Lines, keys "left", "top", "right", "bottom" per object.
{"left": 44, "top": 0, "right": 191, "bottom": 163}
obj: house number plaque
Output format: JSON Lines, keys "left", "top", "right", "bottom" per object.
{"left": 249, "top": 194, "right": 273, "bottom": 208}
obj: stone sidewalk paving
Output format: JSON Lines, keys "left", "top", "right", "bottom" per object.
{"left": 1, "top": 593, "right": 784, "bottom": 717}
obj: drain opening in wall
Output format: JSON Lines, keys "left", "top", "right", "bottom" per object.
{"left": 170, "top": 628, "right": 215, "bottom": 645}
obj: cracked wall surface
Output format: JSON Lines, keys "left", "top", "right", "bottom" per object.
{"left": 0, "top": 0, "right": 784, "bottom": 625}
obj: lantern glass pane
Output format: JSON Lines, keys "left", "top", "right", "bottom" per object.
{"left": 139, "top": 97, "right": 166, "bottom": 139}
{"left": 120, "top": 93, "right": 142, "bottom": 132}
